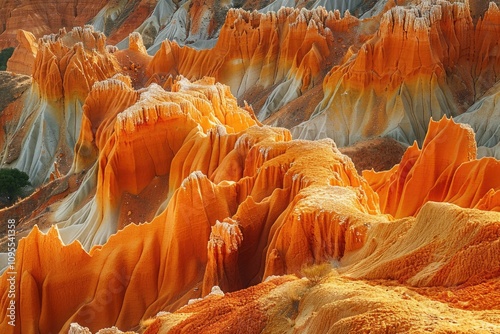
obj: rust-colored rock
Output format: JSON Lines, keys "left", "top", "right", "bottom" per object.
{"left": 0, "top": 2, "right": 500, "bottom": 334}
{"left": 364, "top": 117, "right": 500, "bottom": 218}
{"left": 5, "top": 30, "right": 38, "bottom": 75}
{"left": 146, "top": 7, "right": 358, "bottom": 121}
{"left": 0, "top": 26, "right": 121, "bottom": 186}
{"left": 0, "top": 77, "right": 389, "bottom": 332}
{"left": 0, "top": 0, "right": 108, "bottom": 49}
{"left": 202, "top": 219, "right": 244, "bottom": 296}
{"left": 292, "top": 1, "right": 500, "bottom": 148}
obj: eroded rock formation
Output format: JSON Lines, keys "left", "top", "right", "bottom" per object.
{"left": 146, "top": 6, "right": 359, "bottom": 122}
{"left": 0, "top": 1, "right": 499, "bottom": 334}
{"left": 292, "top": 1, "right": 500, "bottom": 146}
{"left": 0, "top": 0, "right": 108, "bottom": 49}
{"left": 1, "top": 26, "right": 121, "bottom": 186}
{"left": 2, "top": 98, "right": 499, "bottom": 333}
{"left": 364, "top": 117, "right": 500, "bottom": 218}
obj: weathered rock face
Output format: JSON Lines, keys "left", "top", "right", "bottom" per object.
{"left": 364, "top": 117, "right": 500, "bottom": 218}
{"left": 146, "top": 7, "right": 359, "bottom": 122}
{"left": 120, "top": 0, "right": 383, "bottom": 54}
{"left": 2, "top": 99, "right": 500, "bottom": 333}
{"left": 0, "top": 0, "right": 108, "bottom": 49}
{"left": 136, "top": 118, "right": 500, "bottom": 334}
{"left": 4, "top": 30, "right": 38, "bottom": 75}
{"left": 0, "top": 1, "right": 500, "bottom": 334}
{"left": 292, "top": 1, "right": 500, "bottom": 147}
{"left": 455, "top": 79, "right": 500, "bottom": 159}
{"left": 0, "top": 74, "right": 386, "bottom": 332}
{"left": 1, "top": 26, "right": 121, "bottom": 186}
{"left": 88, "top": 0, "right": 158, "bottom": 45}
{"left": 5, "top": 1, "right": 500, "bottom": 177}
{"left": 53, "top": 76, "right": 259, "bottom": 252}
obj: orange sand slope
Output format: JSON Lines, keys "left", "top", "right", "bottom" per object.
{"left": 140, "top": 274, "right": 500, "bottom": 334}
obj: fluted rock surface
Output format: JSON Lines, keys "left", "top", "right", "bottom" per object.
{"left": 120, "top": 0, "right": 381, "bottom": 53}
{"left": 364, "top": 117, "right": 500, "bottom": 218}
{"left": 4, "top": 1, "right": 500, "bottom": 153}
{"left": 88, "top": 0, "right": 158, "bottom": 45}
{"left": 292, "top": 1, "right": 500, "bottom": 148}
{"left": 1, "top": 26, "right": 121, "bottom": 186}
{"left": 54, "top": 75, "right": 258, "bottom": 251}
{"left": 146, "top": 7, "right": 358, "bottom": 122}
{"left": 0, "top": 0, "right": 108, "bottom": 49}
{"left": 0, "top": 1, "right": 500, "bottom": 334}
{"left": 3, "top": 91, "right": 500, "bottom": 333}
{"left": 0, "top": 77, "right": 392, "bottom": 333}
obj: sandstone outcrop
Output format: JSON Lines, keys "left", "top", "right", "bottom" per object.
{"left": 5, "top": 30, "right": 38, "bottom": 75}
{"left": 0, "top": 0, "right": 108, "bottom": 49}
{"left": 364, "top": 117, "right": 500, "bottom": 218}
{"left": 3, "top": 94, "right": 500, "bottom": 333}
{"left": 292, "top": 1, "right": 500, "bottom": 148}
{"left": 0, "top": 75, "right": 388, "bottom": 332}
{"left": 0, "top": 2, "right": 499, "bottom": 334}
{"left": 147, "top": 7, "right": 358, "bottom": 123}
{"left": 54, "top": 76, "right": 259, "bottom": 252}
{"left": 1, "top": 26, "right": 121, "bottom": 186}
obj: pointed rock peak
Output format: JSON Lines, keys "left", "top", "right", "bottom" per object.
{"left": 128, "top": 32, "right": 148, "bottom": 54}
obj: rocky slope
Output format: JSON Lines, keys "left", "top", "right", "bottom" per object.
{"left": 0, "top": 1, "right": 499, "bottom": 333}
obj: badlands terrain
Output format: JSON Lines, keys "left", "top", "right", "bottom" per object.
{"left": 0, "top": 0, "right": 499, "bottom": 333}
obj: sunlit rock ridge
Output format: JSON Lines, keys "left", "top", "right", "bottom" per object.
{"left": 0, "top": 1, "right": 499, "bottom": 333}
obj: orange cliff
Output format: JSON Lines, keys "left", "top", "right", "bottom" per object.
{"left": 0, "top": 0, "right": 108, "bottom": 49}
{"left": 146, "top": 7, "right": 359, "bottom": 121}
{"left": 336, "top": 120, "right": 500, "bottom": 303}
{"left": 0, "top": 77, "right": 393, "bottom": 333}
{"left": 2, "top": 26, "right": 162, "bottom": 188}
{"left": 291, "top": 1, "right": 500, "bottom": 148}
{"left": 0, "top": 2, "right": 499, "bottom": 334}
{"left": 52, "top": 76, "right": 258, "bottom": 250}
{"left": 64, "top": 116, "right": 500, "bottom": 333}
{"left": 4, "top": 30, "right": 38, "bottom": 76}
{"left": 335, "top": 118, "right": 500, "bottom": 307}
{"left": 136, "top": 119, "right": 500, "bottom": 334}
{"left": 1, "top": 7, "right": 360, "bottom": 189}
{"left": 364, "top": 117, "right": 500, "bottom": 218}
{"left": 1, "top": 26, "right": 122, "bottom": 186}
{"left": 130, "top": 0, "right": 357, "bottom": 53}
